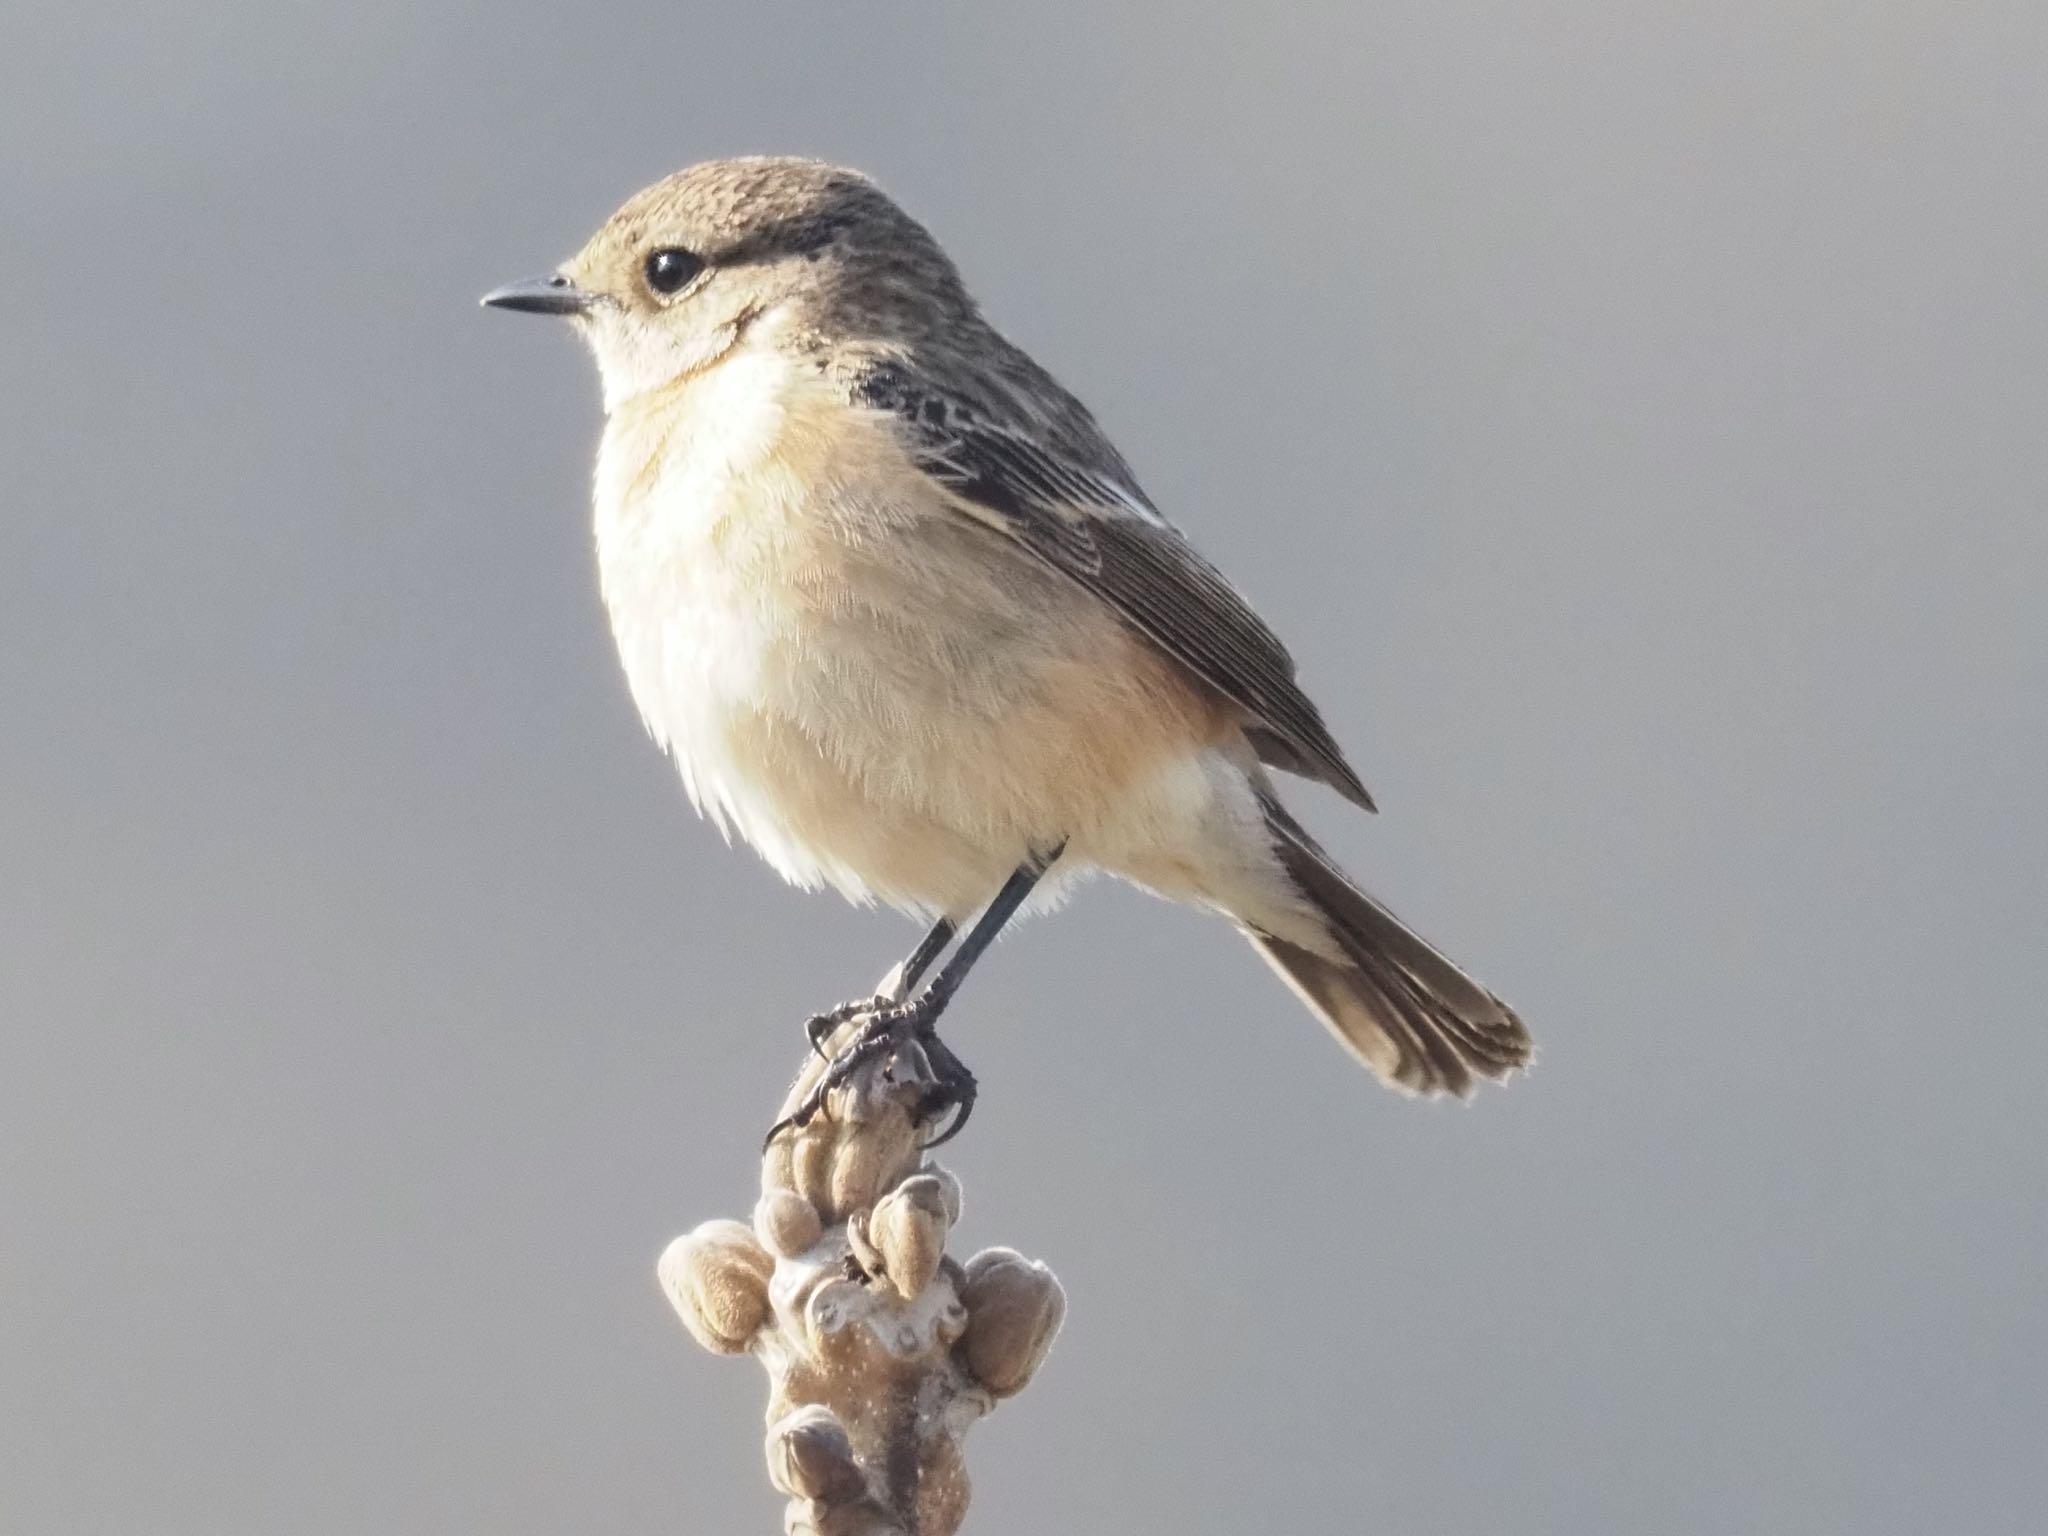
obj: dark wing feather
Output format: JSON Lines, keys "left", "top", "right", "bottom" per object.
{"left": 845, "top": 354, "right": 1374, "bottom": 811}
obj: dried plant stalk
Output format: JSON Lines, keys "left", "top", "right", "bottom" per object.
{"left": 660, "top": 1024, "right": 1065, "bottom": 1536}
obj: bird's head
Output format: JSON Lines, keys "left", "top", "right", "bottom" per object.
{"left": 483, "top": 156, "right": 976, "bottom": 411}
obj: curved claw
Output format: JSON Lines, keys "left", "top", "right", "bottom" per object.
{"left": 803, "top": 1016, "right": 838, "bottom": 1062}
{"left": 913, "top": 1034, "right": 977, "bottom": 1149}
{"left": 803, "top": 994, "right": 889, "bottom": 1061}
{"left": 919, "top": 1093, "right": 974, "bottom": 1150}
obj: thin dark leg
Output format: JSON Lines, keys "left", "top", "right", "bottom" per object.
{"left": 889, "top": 916, "right": 958, "bottom": 1001}
{"left": 771, "top": 843, "right": 1064, "bottom": 1147}
{"left": 906, "top": 847, "right": 1060, "bottom": 1016}
{"left": 804, "top": 916, "right": 958, "bottom": 1058}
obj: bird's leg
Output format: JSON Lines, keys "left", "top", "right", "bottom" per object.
{"left": 770, "top": 844, "right": 1065, "bottom": 1148}
{"left": 803, "top": 916, "right": 958, "bottom": 1058}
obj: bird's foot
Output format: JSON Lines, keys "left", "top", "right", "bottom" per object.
{"left": 767, "top": 998, "right": 977, "bottom": 1151}
{"left": 803, "top": 995, "right": 891, "bottom": 1059}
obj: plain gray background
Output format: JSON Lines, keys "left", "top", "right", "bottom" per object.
{"left": 4, "top": 2, "right": 2043, "bottom": 1532}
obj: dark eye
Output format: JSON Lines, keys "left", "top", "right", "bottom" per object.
{"left": 643, "top": 247, "right": 704, "bottom": 295}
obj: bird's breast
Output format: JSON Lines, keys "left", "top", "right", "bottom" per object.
{"left": 588, "top": 348, "right": 1224, "bottom": 911}
{"left": 590, "top": 349, "right": 975, "bottom": 900}
{"left": 593, "top": 350, "right": 820, "bottom": 806}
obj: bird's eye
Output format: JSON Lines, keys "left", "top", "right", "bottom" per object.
{"left": 643, "top": 247, "right": 705, "bottom": 295}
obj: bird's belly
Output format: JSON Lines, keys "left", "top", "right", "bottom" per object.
{"left": 598, "top": 457, "right": 1223, "bottom": 916}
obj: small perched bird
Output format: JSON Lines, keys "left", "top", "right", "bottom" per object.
{"left": 484, "top": 156, "right": 1529, "bottom": 1140}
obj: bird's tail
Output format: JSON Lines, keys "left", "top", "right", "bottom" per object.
{"left": 1245, "top": 795, "right": 1531, "bottom": 1097}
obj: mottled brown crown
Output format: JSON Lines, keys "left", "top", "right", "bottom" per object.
{"left": 574, "top": 156, "right": 979, "bottom": 341}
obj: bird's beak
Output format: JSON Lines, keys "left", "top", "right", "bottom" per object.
{"left": 480, "top": 272, "right": 595, "bottom": 317}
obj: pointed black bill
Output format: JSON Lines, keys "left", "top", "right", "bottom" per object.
{"left": 480, "top": 273, "right": 593, "bottom": 316}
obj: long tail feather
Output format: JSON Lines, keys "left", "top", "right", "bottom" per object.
{"left": 1247, "top": 796, "right": 1531, "bottom": 1096}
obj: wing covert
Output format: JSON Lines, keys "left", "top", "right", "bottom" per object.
{"left": 844, "top": 354, "right": 1375, "bottom": 811}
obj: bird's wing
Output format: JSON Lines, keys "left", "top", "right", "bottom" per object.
{"left": 844, "top": 353, "right": 1375, "bottom": 811}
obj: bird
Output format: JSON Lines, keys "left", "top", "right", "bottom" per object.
{"left": 482, "top": 156, "right": 1530, "bottom": 1143}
